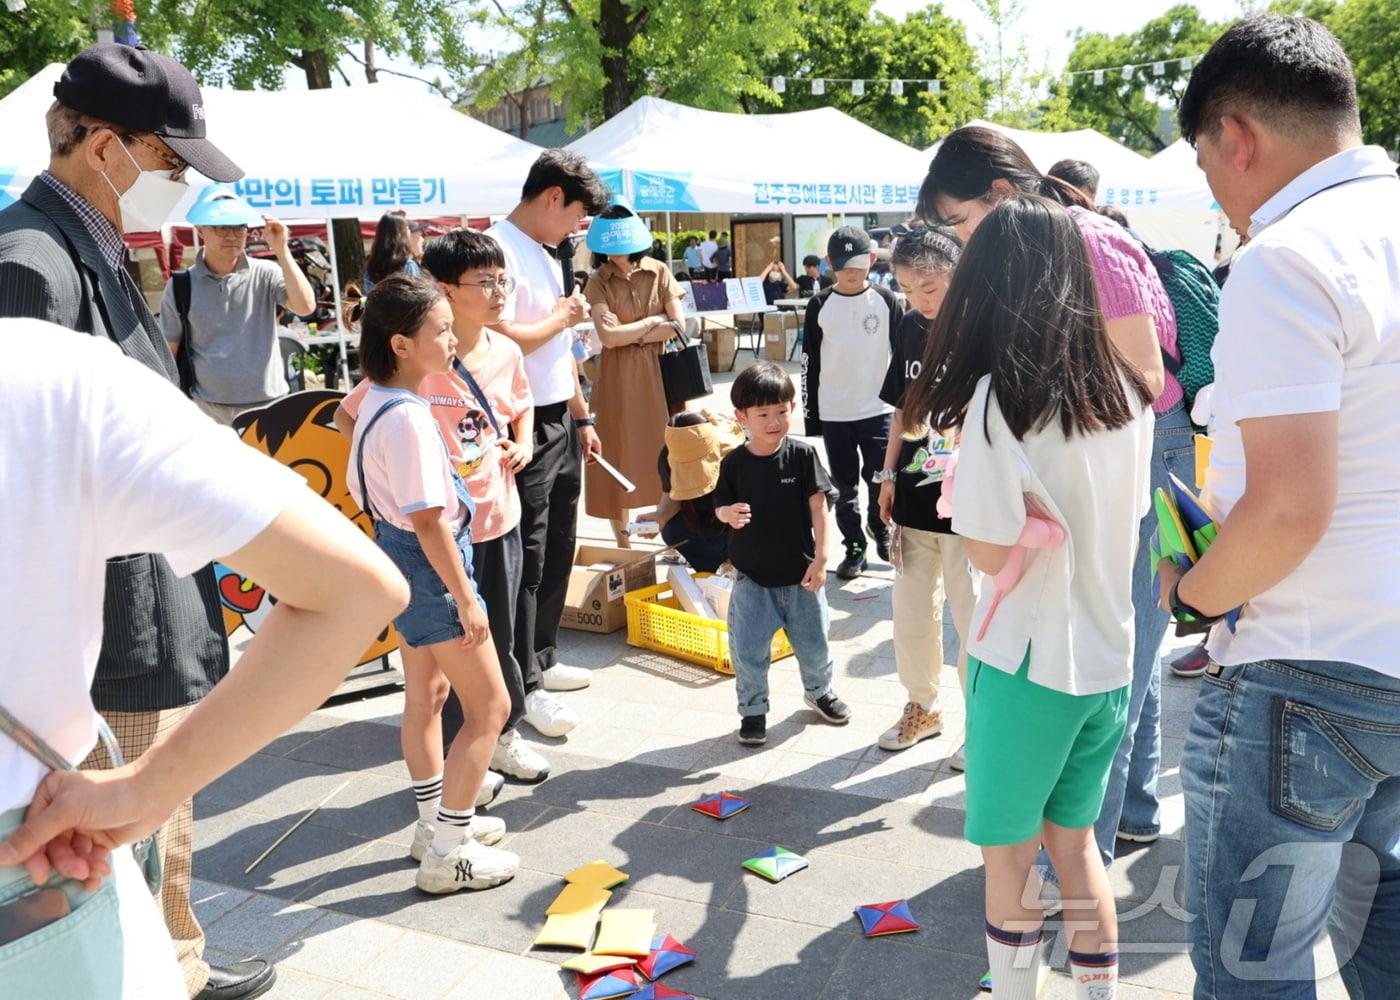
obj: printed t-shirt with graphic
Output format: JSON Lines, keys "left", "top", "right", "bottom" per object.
{"left": 879, "top": 310, "right": 955, "bottom": 534}
{"left": 342, "top": 332, "right": 532, "bottom": 541}
{"left": 347, "top": 385, "right": 467, "bottom": 534}
{"left": 800, "top": 282, "right": 904, "bottom": 436}
{"left": 795, "top": 273, "right": 834, "bottom": 297}
{"left": 486, "top": 218, "right": 575, "bottom": 406}
{"left": 952, "top": 375, "right": 1153, "bottom": 696}
{"left": 712, "top": 438, "right": 834, "bottom": 588}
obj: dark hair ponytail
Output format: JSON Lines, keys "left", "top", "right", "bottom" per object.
{"left": 917, "top": 126, "right": 1092, "bottom": 225}
{"left": 357, "top": 274, "right": 445, "bottom": 384}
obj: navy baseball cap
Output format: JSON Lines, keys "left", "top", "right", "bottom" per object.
{"left": 827, "top": 225, "right": 874, "bottom": 271}
{"left": 54, "top": 43, "right": 242, "bottom": 183}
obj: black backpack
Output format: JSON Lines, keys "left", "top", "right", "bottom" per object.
{"left": 172, "top": 269, "right": 196, "bottom": 397}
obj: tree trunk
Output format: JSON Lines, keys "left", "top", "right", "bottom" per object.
{"left": 301, "top": 47, "right": 365, "bottom": 292}
{"left": 363, "top": 38, "right": 379, "bottom": 84}
{"left": 597, "top": 0, "right": 635, "bottom": 118}
{"left": 514, "top": 95, "right": 530, "bottom": 140}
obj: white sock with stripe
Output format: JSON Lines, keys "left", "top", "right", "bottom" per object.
{"left": 411, "top": 774, "right": 443, "bottom": 822}
{"left": 430, "top": 806, "right": 473, "bottom": 856}
{"left": 1069, "top": 949, "right": 1118, "bottom": 1000}
{"left": 986, "top": 922, "right": 1043, "bottom": 1000}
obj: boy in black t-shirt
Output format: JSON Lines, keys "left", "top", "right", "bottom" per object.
{"left": 794, "top": 255, "right": 835, "bottom": 297}
{"left": 714, "top": 362, "right": 851, "bottom": 746}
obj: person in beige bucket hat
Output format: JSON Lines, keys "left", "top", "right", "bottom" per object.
{"left": 637, "top": 410, "right": 745, "bottom": 572}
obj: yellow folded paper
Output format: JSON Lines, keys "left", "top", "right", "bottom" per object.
{"left": 564, "top": 860, "right": 630, "bottom": 890}
{"left": 592, "top": 908, "right": 656, "bottom": 958}
{"left": 533, "top": 908, "right": 603, "bottom": 951}
{"left": 560, "top": 952, "right": 638, "bottom": 975}
{"left": 547, "top": 883, "right": 612, "bottom": 916}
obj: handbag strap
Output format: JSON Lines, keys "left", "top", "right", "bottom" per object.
{"left": 451, "top": 356, "right": 502, "bottom": 438}
{"left": 0, "top": 700, "right": 126, "bottom": 774}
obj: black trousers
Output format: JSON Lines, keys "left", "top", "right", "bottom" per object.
{"left": 821, "top": 413, "right": 891, "bottom": 548}
{"left": 515, "top": 402, "right": 581, "bottom": 676}
{"left": 442, "top": 525, "right": 524, "bottom": 745}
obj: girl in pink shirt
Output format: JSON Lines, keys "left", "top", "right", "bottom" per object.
{"left": 346, "top": 274, "right": 517, "bottom": 894}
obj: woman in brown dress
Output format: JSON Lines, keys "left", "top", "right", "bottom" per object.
{"left": 582, "top": 202, "right": 687, "bottom": 543}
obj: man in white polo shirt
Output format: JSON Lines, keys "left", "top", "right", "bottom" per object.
{"left": 1166, "top": 17, "right": 1400, "bottom": 996}
{"left": 486, "top": 151, "right": 609, "bottom": 778}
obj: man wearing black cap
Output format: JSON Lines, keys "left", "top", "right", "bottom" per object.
{"left": 0, "top": 44, "right": 276, "bottom": 1000}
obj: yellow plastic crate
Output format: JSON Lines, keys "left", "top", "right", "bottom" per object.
{"left": 624, "top": 575, "right": 794, "bottom": 675}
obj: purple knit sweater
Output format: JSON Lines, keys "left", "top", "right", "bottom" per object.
{"left": 1070, "top": 206, "right": 1183, "bottom": 413}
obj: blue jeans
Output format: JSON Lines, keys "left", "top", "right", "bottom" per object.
{"left": 821, "top": 413, "right": 890, "bottom": 548}
{"left": 1183, "top": 658, "right": 1400, "bottom": 999}
{"left": 1041, "top": 403, "right": 1194, "bottom": 881}
{"left": 728, "top": 573, "right": 833, "bottom": 717}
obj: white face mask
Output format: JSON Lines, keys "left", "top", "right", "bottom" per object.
{"left": 101, "top": 138, "right": 189, "bottom": 234}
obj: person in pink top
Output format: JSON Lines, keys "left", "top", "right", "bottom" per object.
{"left": 916, "top": 126, "right": 1193, "bottom": 897}
{"left": 338, "top": 231, "right": 551, "bottom": 792}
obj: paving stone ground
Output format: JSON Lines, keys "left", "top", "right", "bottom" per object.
{"left": 198, "top": 355, "right": 1351, "bottom": 999}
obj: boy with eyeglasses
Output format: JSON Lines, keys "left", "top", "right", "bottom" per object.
{"left": 337, "top": 230, "right": 544, "bottom": 792}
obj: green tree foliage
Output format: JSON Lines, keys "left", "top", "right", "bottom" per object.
{"left": 0, "top": 0, "right": 126, "bottom": 98}
{"left": 752, "top": 1, "right": 984, "bottom": 148}
{"left": 1062, "top": 4, "right": 1227, "bottom": 151}
{"left": 1324, "top": 0, "right": 1400, "bottom": 149}
{"left": 475, "top": 0, "right": 803, "bottom": 126}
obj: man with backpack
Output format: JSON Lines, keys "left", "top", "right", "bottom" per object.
{"left": 160, "top": 185, "right": 316, "bottom": 425}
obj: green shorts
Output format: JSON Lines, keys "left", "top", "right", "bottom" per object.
{"left": 963, "top": 652, "right": 1129, "bottom": 847}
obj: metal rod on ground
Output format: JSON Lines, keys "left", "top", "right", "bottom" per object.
{"left": 324, "top": 217, "right": 351, "bottom": 389}
{"left": 244, "top": 778, "right": 352, "bottom": 875}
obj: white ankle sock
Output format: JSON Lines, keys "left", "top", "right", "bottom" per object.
{"left": 1069, "top": 949, "right": 1118, "bottom": 1000}
{"left": 918, "top": 697, "right": 937, "bottom": 713}
{"left": 412, "top": 774, "right": 443, "bottom": 823}
{"left": 986, "top": 922, "right": 1043, "bottom": 1000}
{"left": 430, "top": 806, "right": 472, "bottom": 855}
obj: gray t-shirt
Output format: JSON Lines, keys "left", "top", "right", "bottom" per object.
{"left": 160, "top": 251, "right": 290, "bottom": 405}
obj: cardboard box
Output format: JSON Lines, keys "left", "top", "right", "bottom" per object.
{"left": 763, "top": 314, "right": 797, "bottom": 360}
{"left": 701, "top": 326, "right": 736, "bottom": 372}
{"left": 561, "top": 544, "right": 658, "bottom": 633}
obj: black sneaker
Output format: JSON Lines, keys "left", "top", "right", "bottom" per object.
{"left": 836, "top": 540, "right": 867, "bottom": 579}
{"left": 738, "top": 715, "right": 767, "bottom": 746}
{"left": 869, "top": 525, "right": 891, "bottom": 563}
{"left": 804, "top": 692, "right": 851, "bottom": 725}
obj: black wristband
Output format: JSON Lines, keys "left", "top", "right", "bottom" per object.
{"left": 1169, "top": 577, "right": 1222, "bottom": 634}
{"left": 575, "top": 415, "right": 596, "bottom": 428}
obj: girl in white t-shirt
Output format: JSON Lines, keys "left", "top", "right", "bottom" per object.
{"left": 347, "top": 275, "right": 518, "bottom": 894}
{"left": 901, "top": 196, "right": 1154, "bottom": 1000}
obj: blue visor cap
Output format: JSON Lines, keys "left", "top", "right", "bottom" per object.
{"left": 586, "top": 205, "right": 652, "bottom": 256}
{"left": 187, "top": 184, "right": 265, "bottom": 227}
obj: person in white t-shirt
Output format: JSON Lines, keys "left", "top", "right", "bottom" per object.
{"left": 1165, "top": 18, "right": 1400, "bottom": 994}
{"left": 901, "top": 197, "right": 1154, "bottom": 1000}
{"left": 698, "top": 230, "right": 719, "bottom": 279}
{"left": 0, "top": 319, "right": 407, "bottom": 999}
{"left": 486, "top": 151, "right": 609, "bottom": 753}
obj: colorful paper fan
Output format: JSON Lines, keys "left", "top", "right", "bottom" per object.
{"left": 741, "top": 846, "right": 808, "bottom": 883}
{"left": 691, "top": 791, "right": 751, "bottom": 820}
{"left": 632, "top": 986, "right": 693, "bottom": 1000}
{"left": 578, "top": 967, "right": 640, "bottom": 1000}
{"left": 853, "top": 899, "right": 920, "bottom": 937}
{"left": 637, "top": 934, "right": 696, "bottom": 979}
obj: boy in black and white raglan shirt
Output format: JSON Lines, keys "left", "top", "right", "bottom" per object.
{"left": 800, "top": 225, "right": 904, "bottom": 579}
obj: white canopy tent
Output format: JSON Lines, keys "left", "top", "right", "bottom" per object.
{"left": 926, "top": 120, "right": 1226, "bottom": 264}
{"left": 0, "top": 64, "right": 542, "bottom": 219}
{"left": 566, "top": 96, "right": 930, "bottom": 214}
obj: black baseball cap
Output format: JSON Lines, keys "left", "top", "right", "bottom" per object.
{"left": 53, "top": 43, "right": 242, "bottom": 183}
{"left": 827, "top": 225, "right": 874, "bottom": 271}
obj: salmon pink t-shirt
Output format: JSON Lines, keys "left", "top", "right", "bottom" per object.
{"left": 343, "top": 331, "right": 533, "bottom": 541}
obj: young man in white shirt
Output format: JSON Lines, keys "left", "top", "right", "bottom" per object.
{"left": 486, "top": 152, "right": 609, "bottom": 778}
{"left": 1166, "top": 17, "right": 1400, "bottom": 995}
{"left": 699, "top": 230, "right": 719, "bottom": 279}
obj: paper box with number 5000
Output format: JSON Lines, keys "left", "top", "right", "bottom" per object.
{"left": 560, "top": 545, "right": 659, "bottom": 633}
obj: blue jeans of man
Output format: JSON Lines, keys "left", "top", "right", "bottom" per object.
{"left": 1041, "top": 402, "right": 1195, "bottom": 880}
{"left": 821, "top": 413, "right": 890, "bottom": 549}
{"left": 1183, "top": 658, "right": 1400, "bottom": 999}
{"left": 729, "top": 573, "right": 834, "bottom": 717}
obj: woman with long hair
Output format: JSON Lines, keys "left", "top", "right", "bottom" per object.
{"left": 903, "top": 195, "right": 1154, "bottom": 999}
{"left": 363, "top": 211, "right": 422, "bottom": 291}
{"left": 919, "top": 125, "right": 1192, "bottom": 879}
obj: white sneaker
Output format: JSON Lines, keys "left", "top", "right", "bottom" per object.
{"left": 416, "top": 837, "right": 518, "bottom": 893}
{"left": 491, "top": 729, "right": 551, "bottom": 782}
{"left": 476, "top": 769, "right": 504, "bottom": 808}
{"left": 409, "top": 815, "right": 507, "bottom": 861}
{"left": 949, "top": 743, "right": 966, "bottom": 772}
{"left": 523, "top": 689, "right": 578, "bottom": 738}
{"left": 541, "top": 664, "right": 591, "bottom": 691}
